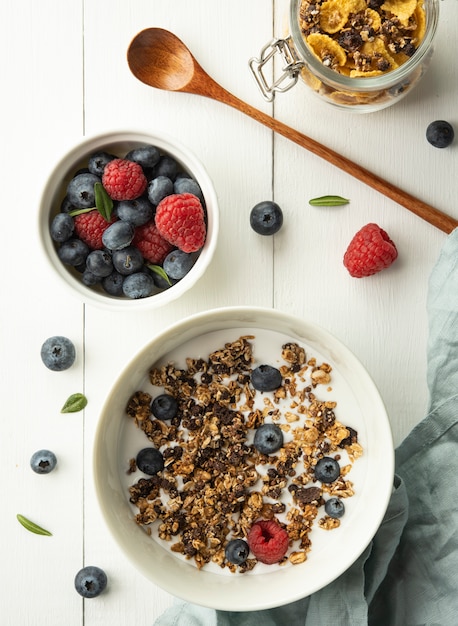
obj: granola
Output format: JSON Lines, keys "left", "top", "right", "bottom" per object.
{"left": 126, "top": 336, "right": 363, "bottom": 573}
{"left": 299, "top": 0, "right": 426, "bottom": 77}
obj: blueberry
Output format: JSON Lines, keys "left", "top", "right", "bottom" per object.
{"left": 225, "top": 539, "right": 250, "bottom": 565}
{"left": 147, "top": 176, "right": 173, "bottom": 205}
{"left": 40, "top": 336, "right": 76, "bottom": 371}
{"left": 50, "top": 213, "right": 74, "bottom": 243}
{"left": 251, "top": 364, "right": 282, "bottom": 391}
{"left": 151, "top": 394, "right": 178, "bottom": 420}
{"left": 126, "top": 145, "right": 161, "bottom": 169}
{"left": 30, "top": 449, "right": 57, "bottom": 474}
{"left": 86, "top": 250, "right": 114, "bottom": 278}
{"left": 112, "top": 246, "right": 144, "bottom": 275}
{"left": 60, "top": 196, "right": 76, "bottom": 213}
{"left": 314, "top": 457, "right": 340, "bottom": 484}
{"left": 325, "top": 497, "right": 345, "bottom": 519}
{"left": 136, "top": 447, "right": 164, "bottom": 475}
{"left": 102, "top": 271, "right": 125, "bottom": 296}
{"left": 122, "top": 272, "right": 155, "bottom": 298}
{"left": 58, "top": 238, "right": 90, "bottom": 267}
{"left": 88, "top": 151, "right": 116, "bottom": 176}
{"left": 81, "top": 268, "right": 101, "bottom": 287}
{"left": 426, "top": 120, "right": 454, "bottom": 148}
{"left": 253, "top": 423, "right": 284, "bottom": 454}
{"left": 74, "top": 566, "right": 107, "bottom": 598}
{"left": 102, "top": 221, "right": 134, "bottom": 251}
{"left": 66, "top": 172, "right": 101, "bottom": 209}
{"left": 116, "top": 197, "right": 153, "bottom": 226}
{"left": 152, "top": 156, "right": 180, "bottom": 181}
{"left": 250, "top": 201, "right": 283, "bottom": 235}
{"left": 173, "top": 177, "right": 204, "bottom": 203}
{"left": 163, "top": 250, "right": 194, "bottom": 280}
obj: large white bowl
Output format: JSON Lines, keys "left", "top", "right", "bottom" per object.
{"left": 93, "top": 307, "right": 394, "bottom": 611}
{"left": 38, "top": 130, "right": 219, "bottom": 310}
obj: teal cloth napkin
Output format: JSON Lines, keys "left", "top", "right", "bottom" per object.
{"left": 155, "top": 229, "right": 458, "bottom": 626}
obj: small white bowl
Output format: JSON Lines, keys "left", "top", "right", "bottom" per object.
{"left": 93, "top": 307, "right": 394, "bottom": 611}
{"left": 38, "top": 130, "right": 219, "bottom": 310}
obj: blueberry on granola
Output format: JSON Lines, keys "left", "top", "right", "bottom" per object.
{"left": 254, "top": 423, "right": 284, "bottom": 455}
{"left": 325, "top": 497, "right": 345, "bottom": 519}
{"left": 136, "top": 447, "right": 164, "bottom": 475}
{"left": 251, "top": 364, "right": 282, "bottom": 391}
{"left": 225, "top": 539, "right": 250, "bottom": 565}
{"left": 314, "top": 457, "right": 340, "bottom": 484}
{"left": 151, "top": 394, "right": 178, "bottom": 421}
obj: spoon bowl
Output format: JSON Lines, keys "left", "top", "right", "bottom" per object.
{"left": 127, "top": 28, "right": 458, "bottom": 234}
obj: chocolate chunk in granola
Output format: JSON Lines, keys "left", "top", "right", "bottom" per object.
{"left": 339, "top": 426, "right": 358, "bottom": 448}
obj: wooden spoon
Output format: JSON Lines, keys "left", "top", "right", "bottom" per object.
{"left": 127, "top": 28, "right": 458, "bottom": 234}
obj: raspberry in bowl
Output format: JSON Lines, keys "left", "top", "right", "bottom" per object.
{"left": 38, "top": 130, "right": 219, "bottom": 310}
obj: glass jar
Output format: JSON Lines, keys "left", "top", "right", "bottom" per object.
{"left": 250, "top": 0, "right": 439, "bottom": 112}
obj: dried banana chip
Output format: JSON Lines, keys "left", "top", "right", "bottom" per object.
{"left": 412, "top": 3, "right": 426, "bottom": 43}
{"left": 364, "top": 8, "right": 382, "bottom": 31}
{"left": 350, "top": 69, "right": 384, "bottom": 77}
{"left": 361, "top": 39, "right": 398, "bottom": 71}
{"left": 381, "top": 0, "right": 417, "bottom": 21}
{"left": 307, "top": 33, "right": 347, "bottom": 68}
{"left": 300, "top": 67, "right": 322, "bottom": 91}
{"left": 319, "top": 0, "right": 350, "bottom": 34}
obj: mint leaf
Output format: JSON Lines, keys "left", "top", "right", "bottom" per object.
{"left": 147, "top": 264, "right": 172, "bottom": 286}
{"left": 17, "top": 514, "right": 52, "bottom": 536}
{"left": 61, "top": 393, "right": 88, "bottom": 413}
{"left": 309, "top": 196, "right": 349, "bottom": 207}
{"left": 94, "top": 183, "right": 113, "bottom": 221}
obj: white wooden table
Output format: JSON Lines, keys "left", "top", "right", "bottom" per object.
{"left": 2, "top": 1, "right": 457, "bottom": 624}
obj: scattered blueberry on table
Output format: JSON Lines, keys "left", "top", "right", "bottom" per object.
{"left": 74, "top": 566, "right": 108, "bottom": 598}
{"left": 250, "top": 200, "right": 283, "bottom": 235}
{"left": 426, "top": 120, "right": 454, "bottom": 148}
{"left": 30, "top": 449, "right": 57, "bottom": 474}
{"left": 40, "top": 336, "right": 76, "bottom": 371}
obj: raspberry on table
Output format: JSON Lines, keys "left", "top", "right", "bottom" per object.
{"left": 343, "top": 223, "right": 398, "bottom": 278}
{"left": 73, "top": 210, "right": 114, "bottom": 250}
{"left": 247, "top": 519, "right": 289, "bottom": 565}
{"left": 102, "top": 158, "right": 147, "bottom": 201}
{"left": 155, "top": 193, "right": 206, "bottom": 253}
{"left": 132, "top": 220, "right": 174, "bottom": 264}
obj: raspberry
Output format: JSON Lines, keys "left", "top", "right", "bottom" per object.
{"left": 102, "top": 158, "right": 147, "bottom": 201}
{"left": 132, "top": 220, "right": 174, "bottom": 264}
{"left": 155, "top": 193, "right": 206, "bottom": 253}
{"left": 74, "top": 211, "right": 114, "bottom": 250}
{"left": 343, "top": 223, "right": 398, "bottom": 278}
{"left": 247, "top": 519, "right": 289, "bottom": 565}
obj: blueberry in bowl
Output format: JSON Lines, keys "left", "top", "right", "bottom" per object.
{"left": 38, "top": 130, "right": 219, "bottom": 310}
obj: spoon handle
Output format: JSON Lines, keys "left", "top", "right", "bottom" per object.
{"left": 216, "top": 88, "right": 458, "bottom": 234}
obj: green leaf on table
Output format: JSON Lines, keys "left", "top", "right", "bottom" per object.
{"left": 61, "top": 392, "right": 88, "bottom": 413}
{"left": 94, "top": 183, "right": 113, "bottom": 220}
{"left": 147, "top": 264, "right": 172, "bottom": 286}
{"left": 17, "top": 514, "right": 52, "bottom": 536}
{"left": 309, "top": 195, "right": 350, "bottom": 207}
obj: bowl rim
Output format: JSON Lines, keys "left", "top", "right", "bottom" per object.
{"left": 38, "top": 129, "right": 219, "bottom": 310}
{"left": 93, "top": 306, "right": 394, "bottom": 611}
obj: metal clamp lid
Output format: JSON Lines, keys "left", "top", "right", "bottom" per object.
{"left": 249, "top": 38, "right": 303, "bottom": 102}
